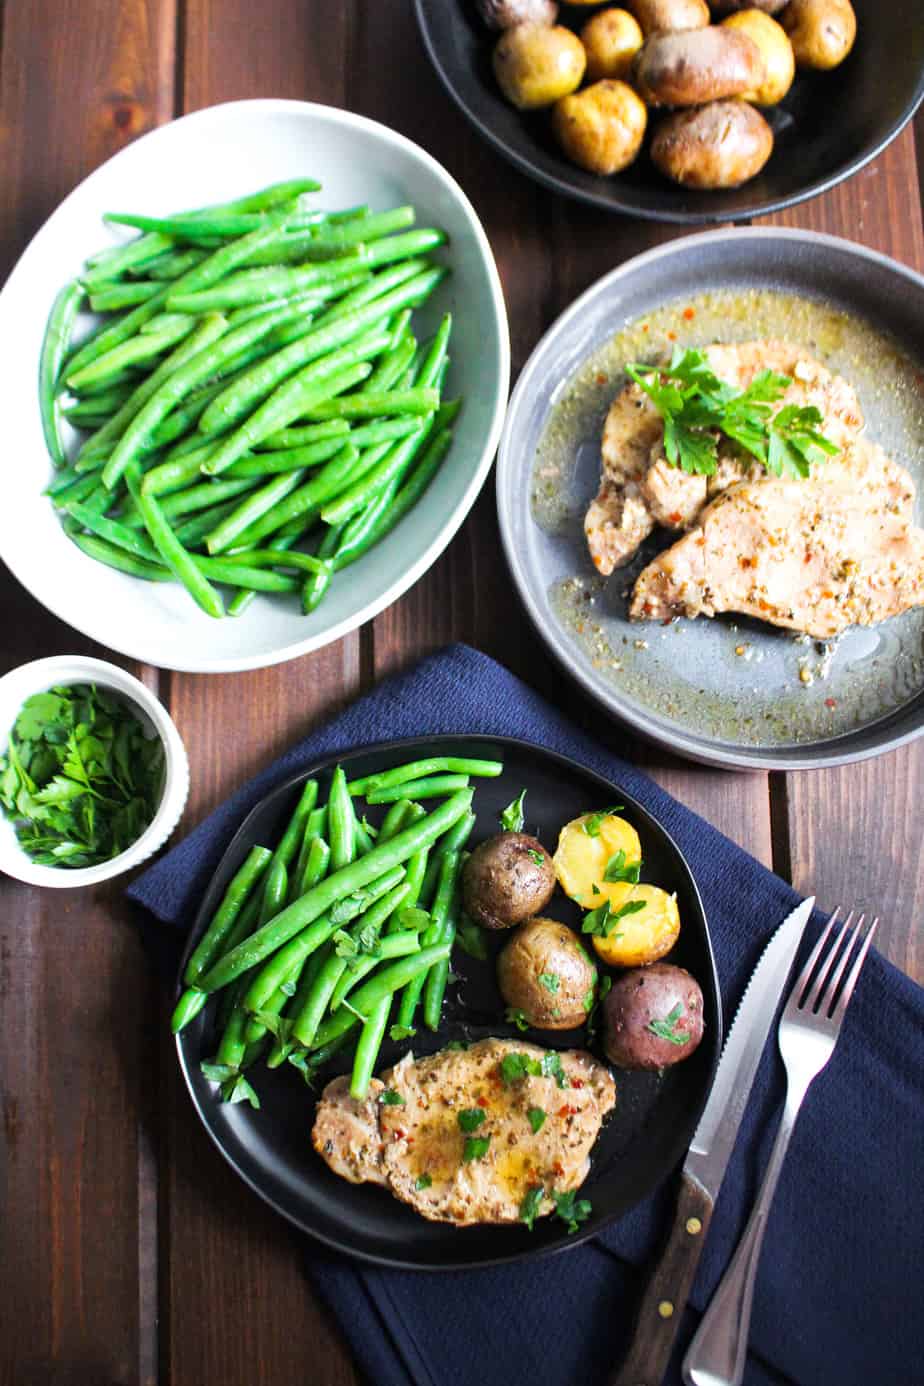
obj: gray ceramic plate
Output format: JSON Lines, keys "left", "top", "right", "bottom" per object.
{"left": 497, "top": 229, "right": 924, "bottom": 770}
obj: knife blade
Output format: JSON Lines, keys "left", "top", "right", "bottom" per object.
{"left": 610, "top": 896, "right": 815, "bottom": 1386}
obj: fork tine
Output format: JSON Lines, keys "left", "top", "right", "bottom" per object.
{"left": 829, "top": 917, "right": 879, "bottom": 1024}
{"left": 820, "top": 913, "right": 865, "bottom": 1017}
{"left": 790, "top": 907, "right": 841, "bottom": 1009}
{"left": 804, "top": 911, "right": 855, "bottom": 1013}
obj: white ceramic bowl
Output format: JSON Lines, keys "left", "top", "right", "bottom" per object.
{"left": 0, "top": 100, "right": 510, "bottom": 672}
{"left": 0, "top": 656, "right": 189, "bottom": 888}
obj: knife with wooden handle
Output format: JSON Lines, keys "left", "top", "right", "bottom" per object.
{"left": 610, "top": 896, "right": 815, "bottom": 1386}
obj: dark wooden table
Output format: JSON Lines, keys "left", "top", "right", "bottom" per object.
{"left": 1, "top": 4, "right": 922, "bottom": 1383}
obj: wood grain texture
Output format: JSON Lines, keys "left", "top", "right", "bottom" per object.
{"left": 0, "top": 5, "right": 175, "bottom": 1384}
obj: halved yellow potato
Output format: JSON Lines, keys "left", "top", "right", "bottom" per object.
{"left": 552, "top": 812, "right": 642, "bottom": 910}
{"left": 590, "top": 884, "right": 681, "bottom": 967}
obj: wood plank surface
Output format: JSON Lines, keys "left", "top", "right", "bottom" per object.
{"left": 0, "top": 3, "right": 922, "bottom": 1385}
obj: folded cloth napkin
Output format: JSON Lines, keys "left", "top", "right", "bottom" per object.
{"left": 130, "top": 644, "right": 924, "bottom": 1386}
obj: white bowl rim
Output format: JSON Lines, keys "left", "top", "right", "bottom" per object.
{"left": 0, "top": 655, "right": 189, "bottom": 887}
{"left": 0, "top": 98, "right": 511, "bottom": 674}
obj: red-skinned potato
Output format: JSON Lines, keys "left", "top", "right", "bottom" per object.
{"left": 602, "top": 963, "right": 705, "bottom": 1070}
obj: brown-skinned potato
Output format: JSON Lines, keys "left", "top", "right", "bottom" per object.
{"left": 602, "top": 963, "right": 705, "bottom": 1070}
{"left": 552, "top": 80, "right": 648, "bottom": 176}
{"left": 721, "top": 10, "right": 794, "bottom": 104}
{"left": 493, "top": 24, "right": 586, "bottom": 109}
{"left": 633, "top": 26, "right": 765, "bottom": 106}
{"left": 580, "top": 8, "right": 644, "bottom": 82}
{"left": 497, "top": 918, "right": 598, "bottom": 1029}
{"left": 650, "top": 100, "right": 773, "bottom": 187}
{"left": 627, "top": 0, "right": 710, "bottom": 36}
{"left": 475, "top": 0, "right": 559, "bottom": 30}
{"left": 709, "top": 0, "right": 787, "bottom": 13}
{"left": 781, "top": 0, "right": 856, "bottom": 70}
{"left": 462, "top": 832, "right": 556, "bottom": 930}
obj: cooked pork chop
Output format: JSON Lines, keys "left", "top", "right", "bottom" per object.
{"left": 312, "top": 1038, "right": 616, "bottom": 1226}
{"left": 630, "top": 440, "right": 924, "bottom": 639}
{"left": 585, "top": 340, "right": 864, "bottom": 575}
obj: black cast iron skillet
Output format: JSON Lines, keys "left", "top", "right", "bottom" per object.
{"left": 175, "top": 735, "right": 721, "bottom": 1271}
{"left": 414, "top": 0, "right": 924, "bottom": 225}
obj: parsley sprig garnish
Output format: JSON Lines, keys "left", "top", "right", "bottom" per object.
{"left": 647, "top": 1002, "right": 690, "bottom": 1046}
{"left": 602, "top": 849, "right": 641, "bottom": 885}
{"left": 626, "top": 347, "right": 839, "bottom": 479}
{"left": 500, "top": 789, "right": 527, "bottom": 832}
{"left": 582, "top": 896, "right": 646, "bottom": 938}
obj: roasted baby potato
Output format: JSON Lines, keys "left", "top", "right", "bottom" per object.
{"left": 602, "top": 963, "right": 705, "bottom": 1070}
{"left": 552, "top": 811, "right": 642, "bottom": 911}
{"left": 627, "top": 0, "right": 710, "bottom": 35}
{"left": 633, "top": 26, "right": 765, "bottom": 106}
{"left": 553, "top": 80, "right": 648, "bottom": 175}
{"left": 493, "top": 23, "right": 586, "bottom": 109}
{"left": 462, "top": 831, "right": 556, "bottom": 930}
{"left": 580, "top": 8, "right": 644, "bottom": 81}
{"left": 781, "top": 0, "right": 856, "bottom": 70}
{"left": 651, "top": 100, "right": 773, "bottom": 187}
{"left": 721, "top": 10, "right": 794, "bottom": 104}
{"left": 475, "top": 0, "right": 559, "bottom": 28}
{"left": 709, "top": 0, "right": 787, "bottom": 13}
{"left": 587, "top": 883, "right": 680, "bottom": 967}
{"left": 497, "top": 917, "right": 598, "bottom": 1029}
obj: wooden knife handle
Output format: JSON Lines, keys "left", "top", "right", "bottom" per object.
{"left": 609, "top": 1171, "right": 715, "bottom": 1386}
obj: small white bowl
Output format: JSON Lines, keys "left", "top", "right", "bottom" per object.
{"left": 0, "top": 656, "right": 189, "bottom": 888}
{"left": 0, "top": 99, "right": 510, "bottom": 672}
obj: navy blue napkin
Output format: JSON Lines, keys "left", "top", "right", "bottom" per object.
{"left": 130, "top": 644, "right": 924, "bottom": 1386}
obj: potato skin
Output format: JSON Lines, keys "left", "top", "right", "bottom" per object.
{"left": 498, "top": 918, "right": 598, "bottom": 1029}
{"left": 627, "top": 0, "right": 710, "bottom": 36}
{"left": 462, "top": 832, "right": 556, "bottom": 930}
{"left": 493, "top": 24, "right": 586, "bottom": 109}
{"left": 721, "top": 10, "right": 794, "bottom": 104}
{"left": 651, "top": 100, "right": 773, "bottom": 188}
{"left": 633, "top": 26, "right": 765, "bottom": 106}
{"left": 553, "top": 80, "right": 648, "bottom": 176}
{"left": 709, "top": 0, "right": 787, "bottom": 13}
{"left": 781, "top": 0, "right": 856, "bottom": 70}
{"left": 475, "top": 0, "right": 559, "bottom": 29}
{"left": 602, "top": 964, "right": 705, "bottom": 1070}
{"left": 581, "top": 8, "right": 644, "bottom": 82}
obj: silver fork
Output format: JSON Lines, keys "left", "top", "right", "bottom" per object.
{"left": 682, "top": 908, "right": 879, "bottom": 1386}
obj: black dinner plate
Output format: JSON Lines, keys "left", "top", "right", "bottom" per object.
{"left": 175, "top": 735, "right": 721, "bottom": 1270}
{"left": 414, "top": 0, "right": 924, "bottom": 225}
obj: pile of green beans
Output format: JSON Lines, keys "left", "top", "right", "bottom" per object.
{"left": 175, "top": 754, "right": 503, "bottom": 1102}
{"left": 39, "top": 180, "right": 460, "bottom": 619}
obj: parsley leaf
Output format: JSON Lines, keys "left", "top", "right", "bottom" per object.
{"left": 500, "top": 789, "right": 527, "bottom": 833}
{"left": 552, "top": 1189, "right": 592, "bottom": 1235}
{"left": 541, "top": 1052, "right": 570, "bottom": 1089}
{"left": 602, "top": 849, "right": 641, "bottom": 885}
{"left": 767, "top": 404, "right": 841, "bottom": 478}
{"left": 445, "top": 1039, "right": 469, "bottom": 1051}
{"left": 415, "top": 1173, "right": 432, "bottom": 1190}
{"left": 379, "top": 1088, "right": 405, "bottom": 1106}
{"left": 527, "top": 1106, "right": 546, "bottom": 1134}
{"left": 200, "top": 1061, "right": 238, "bottom": 1083}
{"left": 647, "top": 1002, "right": 690, "bottom": 1046}
{"left": 389, "top": 1023, "right": 416, "bottom": 1042}
{"left": 500, "top": 1052, "right": 543, "bottom": 1084}
{"left": 457, "top": 1107, "right": 486, "bottom": 1132}
{"left": 582, "top": 807, "right": 624, "bottom": 838}
{"left": 527, "top": 848, "right": 546, "bottom": 867}
{"left": 538, "top": 972, "right": 560, "bottom": 994}
{"left": 462, "top": 1135, "right": 491, "bottom": 1163}
{"left": 505, "top": 1006, "right": 531, "bottom": 1032}
{"left": 581, "top": 897, "right": 646, "bottom": 937}
{"left": 582, "top": 987, "right": 596, "bottom": 1013}
{"left": 456, "top": 914, "right": 489, "bottom": 960}
{"left": 219, "top": 1074, "right": 260, "bottom": 1109}
{"left": 520, "top": 1184, "right": 545, "bottom": 1230}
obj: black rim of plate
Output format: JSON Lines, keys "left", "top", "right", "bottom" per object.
{"left": 175, "top": 733, "right": 722, "bottom": 1271}
{"left": 413, "top": 0, "right": 924, "bottom": 225}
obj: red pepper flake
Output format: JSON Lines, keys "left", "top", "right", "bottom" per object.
{"left": 596, "top": 372, "right": 607, "bottom": 385}
{"left": 476, "top": 1095, "right": 488, "bottom": 1108}
{"left": 682, "top": 307, "right": 695, "bottom": 321}
{"left": 825, "top": 697, "right": 837, "bottom": 709}
{"left": 668, "top": 512, "right": 682, "bottom": 526}
{"left": 552, "top": 1160, "right": 565, "bottom": 1178}
{"left": 558, "top": 1104, "right": 578, "bottom": 1118}
{"left": 667, "top": 330, "right": 677, "bottom": 341}
{"left": 571, "top": 1078, "right": 584, "bottom": 1089}
{"left": 393, "top": 1129, "right": 405, "bottom": 1141}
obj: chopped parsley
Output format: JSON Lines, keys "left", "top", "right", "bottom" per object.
{"left": 602, "top": 849, "right": 641, "bottom": 885}
{"left": 379, "top": 1089, "right": 405, "bottom": 1106}
{"left": 527, "top": 1106, "right": 547, "bottom": 1134}
{"left": 527, "top": 848, "right": 546, "bottom": 867}
{"left": 415, "top": 1173, "right": 432, "bottom": 1190}
{"left": 625, "top": 347, "right": 839, "bottom": 480}
{"left": 581, "top": 896, "right": 646, "bottom": 938}
{"left": 647, "top": 1003, "right": 690, "bottom": 1046}
{"left": 520, "top": 1184, "right": 544, "bottom": 1230}
{"left": 456, "top": 913, "right": 489, "bottom": 960}
{"left": 538, "top": 972, "right": 560, "bottom": 994}
{"left": 582, "top": 987, "right": 596, "bottom": 1013}
{"left": 389, "top": 1023, "right": 416, "bottom": 1042}
{"left": 200, "top": 1061, "right": 237, "bottom": 1083}
{"left": 462, "top": 1135, "right": 491, "bottom": 1163}
{"left": 585, "top": 975, "right": 613, "bottom": 1042}
{"left": 582, "top": 807, "right": 624, "bottom": 838}
{"left": 396, "top": 906, "right": 430, "bottom": 933}
{"left": 500, "top": 1052, "right": 542, "bottom": 1084}
{"left": 552, "top": 1189, "right": 592, "bottom": 1234}
{"left": 219, "top": 1073, "right": 260, "bottom": 1109}
{"left": 541, "top": 1052, "right": 570, "bottom": 1089}
{"left": 250, "top": 1010, "right": 293, "bottom": 1044}
{"left": 505, "top": 1006, "right": 531, "bottom": 1032}
{"left": 445, "top": 1039, "right": 470, "bottom": 1051}
{"left": 457, "top": 1107, "right": 486, "bottom": 1132}
{"left": 500, "top": 789, "right": 527, "bottom": 832}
